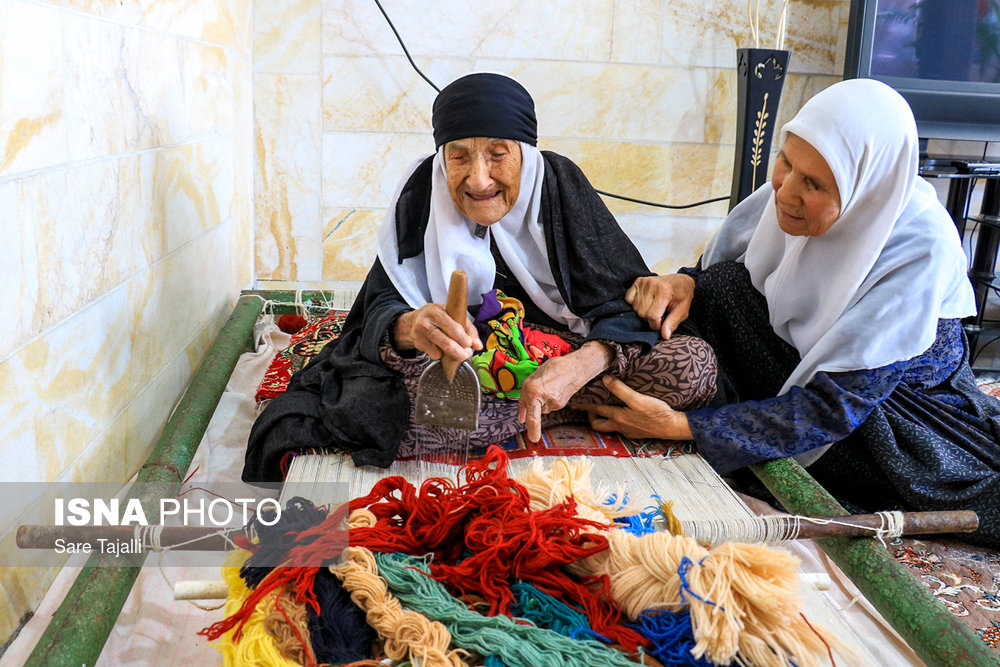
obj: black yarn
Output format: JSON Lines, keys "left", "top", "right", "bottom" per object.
{"left": 240, "top": 496, "right": 329, "bottom": 588}
{"left": 306, "top": 567, "right": 377, "bottom": 664}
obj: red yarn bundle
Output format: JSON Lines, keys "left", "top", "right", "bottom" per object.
{"left": 346, "top": 445, "right": 647, "bottom": 651}
{"left": 203, "top": 446, "right": 647, "bottom": 651}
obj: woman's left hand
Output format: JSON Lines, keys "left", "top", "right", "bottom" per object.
{"left": 582, "top": 376, "right": 693, "bottom": 441}
{"left": 518, "top": 342, "right": 612, "bottom": 442}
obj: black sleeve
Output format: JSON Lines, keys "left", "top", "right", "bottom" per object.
{"left": 349, "top": 258, "right": 413, "bottom": 364}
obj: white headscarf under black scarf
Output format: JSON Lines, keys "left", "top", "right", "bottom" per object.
{"left": 375, "top": 72, "right": 590, "bottom": 334}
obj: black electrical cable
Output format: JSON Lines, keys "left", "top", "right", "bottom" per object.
{"left": 371, "top": 0, "right": 727, "bottom": 210}
{"left": 372, "top": 0, "right": 440, "bottom": 93}
{"left": 595, "top": 190, "right": 728, "bottom": 209}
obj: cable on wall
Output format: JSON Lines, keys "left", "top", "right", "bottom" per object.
{"left": 371, "top": 0, "right": 727, "bottom": 211}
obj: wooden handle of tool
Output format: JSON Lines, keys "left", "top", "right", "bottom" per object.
{"left": 442, "top": 270, "right": 469, "bottom": 382}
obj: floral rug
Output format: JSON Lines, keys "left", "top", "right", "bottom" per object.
{"left": 893, "top": 537, "right": 1000, "bottom": 650}
{"left": 889, "top": 377, "right": 1000, "bottom": 652}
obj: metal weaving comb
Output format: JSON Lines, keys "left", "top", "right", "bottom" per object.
{"left": 413, "top": 269, "right": 481, "bottom": 430}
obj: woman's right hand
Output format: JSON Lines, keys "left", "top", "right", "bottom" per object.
{"left": 392, "top": 305, "right": 482, "bottom": 363}
{"left": 626, "top": 274, "right": 695, "bottom": 339}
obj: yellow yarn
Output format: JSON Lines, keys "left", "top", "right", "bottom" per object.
{"left": 331, "top": 509, "right": 470, "bottom": 667}
{"left": 214, "top": 550, "right": 305, "bottom": 667}
{"left": 514, "top": 457, "right": 854, "bottom": 667}
{"left": 660, "top": 500, "right": 685, "bottom": 536}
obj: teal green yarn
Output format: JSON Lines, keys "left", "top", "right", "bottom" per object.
{"left": 510, "top": 582, "right": 591, "bottom": 637}
{"left": 373, "top": 552, "right": 639, "bottom": 667}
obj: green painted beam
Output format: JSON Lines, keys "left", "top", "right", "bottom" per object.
{"left": 240, "top": 289, "right": 340, "bottom": 315}
{"left": 23, "top": 295, "right": 263, "bottom": 667}
{"left": 751, "top": 457, "right": 998, "bottom": 667}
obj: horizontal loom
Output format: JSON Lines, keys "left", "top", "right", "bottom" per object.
{"left": 19, "top": 290, "right": 998, "bottom": 667}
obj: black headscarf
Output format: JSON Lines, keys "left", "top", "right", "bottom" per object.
{"left": 431, "top": 73, "right": 538, "bottom": 148}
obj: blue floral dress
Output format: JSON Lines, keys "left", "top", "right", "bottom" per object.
{"left": 684, "top": 261, "right": 1000, "bottom": 548}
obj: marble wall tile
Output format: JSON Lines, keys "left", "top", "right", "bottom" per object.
{"left": 64, "top": 14, "right": 134, "bottom": 160}
{"left": 20, "top": 158, "right": 147, "bottom": 353}
{"left": 184, "top": 40, "right": 235, "bottom": 139}
{"left": 476, "top": 59, "right": 707, "bottom": 143}
{"left": 139, "top": 137, "right": 235, "bottom": 256}
{"left": 704, "top": 67, "right": 738, "bottom": 146}
{"left": 202, "top": 0, "right": 236, "bottom": 48}
{"left": 322, "top": 208, "right": 383, "bottom": 281}
{"left": 254, "top": 73, "right": 323, "bottom": 280}
{"left": 322, "top": 56, "right": 470, "bottom": 133}
{"left": 0, "top": 356, "right": 46, "bottom": 484}
{"left": 235, "top": 57, "right": 255, "bottom": 286}
{"left": 141, "top": 0, "right": 235, "bottom": 47}
{"left": 127, "top": 220, "right": 239, "bottom": 398}
{"left": 45, "top": 0, "right": 142, "bottom": 23}
{"left": 113, "top": 31, "right": 233, "bottom": 152}
{"left": 0, "top": 180, "right": 38, "bottom": 360}
{"left": 255, "top": 0, "right": 321, "bottom": 73}
{"left": 234, "top": 0, "right": 253, "bottom": 61}
{"left": 123, "top": 300, "right": 229, "bottom": 474}
{"left": 661, "top": 0, "right": 841, "bottom": 74}
{"left": 610, "top": 0, "right": 662, "bottom": 64}
{"left": 0, "top": 284, "right": 132, "bottom": 485}
{"left": 125, "top": 29, "right": 188, "bottom": 149}
{"left": 615, "top": 211, "right": 725, "bottom": 274}
{"left": 322, "top": 132, "right": 432, "bottom": 210}
{"left": 778, "top": 0, "right": 844, "bottom": 74}
{"left": 539, "top": 137, "right": 731, "bottom": 220}
{"left": 321, "top": 0, "right": 615, "bottom": 62}
{"left": 0, "top": 2, "right": 67, "bottom": 177}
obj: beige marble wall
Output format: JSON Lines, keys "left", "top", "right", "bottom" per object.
{"left": 0, "top": 0, "right": 252, "bottom": 647}
{"left": 254, "top": 0, "right": 849, "bottom": 289}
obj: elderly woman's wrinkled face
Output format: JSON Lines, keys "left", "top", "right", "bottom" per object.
{"left": 444, "top": 138, "right": 522, "bottom": 225}
{"left": 771, "top": 134, "right": 841, "bottom": 236}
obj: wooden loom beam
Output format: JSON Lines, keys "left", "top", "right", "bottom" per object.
{"left": 751, "top": 457, "right": 999, "bottom": 667}
{"left": 23, "top": 294, "right": 265, "bottom": 667}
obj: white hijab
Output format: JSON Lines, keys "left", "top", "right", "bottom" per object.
{"left": 375, "top": 142, "right": 590, "bottom": 335}
{"left": 702, "top": 79, "right": 975, "bottom": 465}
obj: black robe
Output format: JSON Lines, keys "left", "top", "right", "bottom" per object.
{"left": 243, "top": 151, "right": 657, "bottom": 482}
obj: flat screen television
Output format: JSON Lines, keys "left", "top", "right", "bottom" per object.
{"left": 844, "top": 0, "right": 1000, "bottom": 142}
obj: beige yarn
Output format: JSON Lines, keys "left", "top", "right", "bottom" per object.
{"left": 514, "top": 457, "right": 855, "bottom": 667}
{"left": 331, "top": 508, "right": 470, "bottom": 667}
{"left": 263, "top": 591, "right": 314, "bottom": 665}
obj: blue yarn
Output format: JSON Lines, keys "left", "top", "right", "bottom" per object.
{"left": 483, "top": 656, "right": 509, "bottom": 667}
{"left": 510, "top": 582, "right": 592, "bottom": 638}
{"left": 630, "top": 610, "right": 712, "bottom": 667}
{"left": 676, "top": 557, "right": 720, "bottom": 609}
{"left": 611, "top": 494, "right": 664, "bottom": 536}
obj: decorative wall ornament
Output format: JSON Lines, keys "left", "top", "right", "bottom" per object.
{"left": 729, "top": 48, "right": 790, "bottom": 210}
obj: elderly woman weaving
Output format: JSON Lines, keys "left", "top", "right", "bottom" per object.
{"left": 243, "top": 73, "right": 717, "bottom": 481}
{"left": 588, "top": 79, "right": 1000, "bottom": 547}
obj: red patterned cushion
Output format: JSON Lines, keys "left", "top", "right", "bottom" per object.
{"left": 256, "top": 310, "right": 348, "bottom": 403}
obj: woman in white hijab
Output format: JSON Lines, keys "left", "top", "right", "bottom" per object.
{"left": 587, "top": 79, "right": 1000, "bottom": 548}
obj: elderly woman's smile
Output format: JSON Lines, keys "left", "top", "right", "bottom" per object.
{"left": 445, "top": 137, "right": 522, "bottom": 225}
